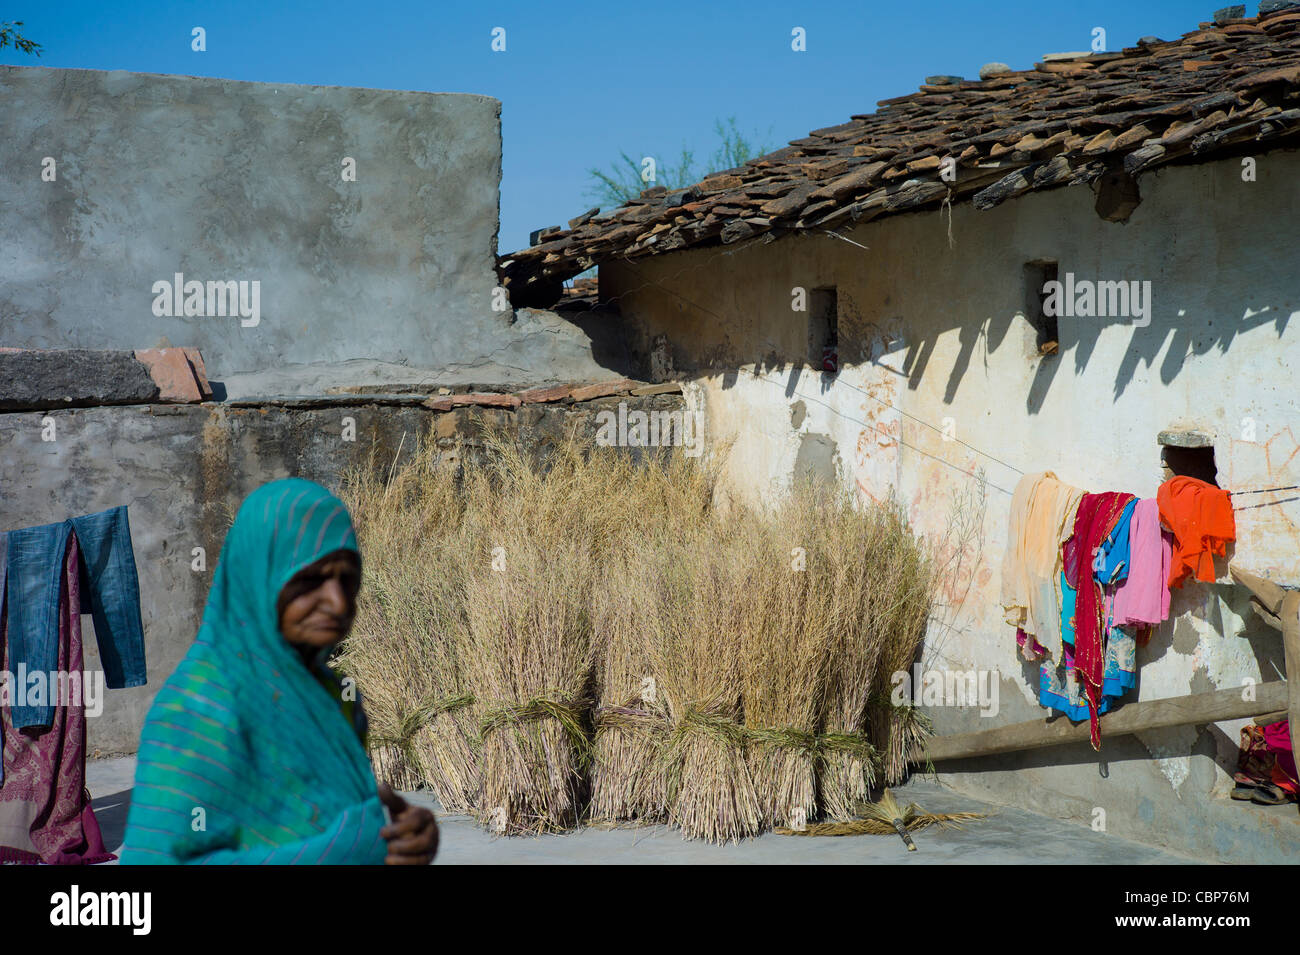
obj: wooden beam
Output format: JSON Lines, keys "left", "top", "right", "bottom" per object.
{"left": 1227, "top": 564, "right": 1300, "bottom": 780}
{"left": 916, "top": 681, "right": 1287, "bottom": 763}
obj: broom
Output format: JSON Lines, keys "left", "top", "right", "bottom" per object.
{"left": 775, "top": 788, "right": 987, "bottom": 846}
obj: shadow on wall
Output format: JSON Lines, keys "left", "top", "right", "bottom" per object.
{"left": 890, "top": 290, "right": 1291, "bottom": 417}
{"left": 549, "top": 302, "right": 640, "bottom": 379}
{"left": 1028, "top": 303, "right": 1290, "bottom": 415}
{"left": 654, "top": 282, "right": 1293, "bottom": 425}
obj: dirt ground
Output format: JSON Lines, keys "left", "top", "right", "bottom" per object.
{"left": 86, "top": 756, "right": 1200, "bottom": 864}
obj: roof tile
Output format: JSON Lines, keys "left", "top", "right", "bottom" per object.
{"left": 502, "top": 12, "right": 1300, "bottom": 303}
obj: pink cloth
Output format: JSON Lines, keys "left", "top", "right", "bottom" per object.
{"left": 1263, "top": 721, "right": 1297, "bottom": 787}
{"left": 1112, "top": 498, "right": 1173, "bottom": 627}
{"left": 0, "top": 532, "right": 115, "bottom": 864}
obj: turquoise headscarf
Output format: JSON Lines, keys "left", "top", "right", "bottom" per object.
{"left": 121, "top": 478, "right": 388, "bottom": 864}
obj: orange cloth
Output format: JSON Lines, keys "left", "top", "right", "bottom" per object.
{"left": 1156, "top": 476, "right": 1235, "bottom": 588}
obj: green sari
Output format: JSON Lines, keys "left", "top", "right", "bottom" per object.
{"left": 120, "top": 479, "right": 387, "bottom": 864}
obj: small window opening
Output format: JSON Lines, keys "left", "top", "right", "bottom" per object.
{"left": 1161, "top": 442, "right": 1219, "bottom": 487}
{"left": 1024, "top": 260, "right": 1059, "bottom": 356}
{"left": 809, "top": 286, "right": 838, "bottom": 374}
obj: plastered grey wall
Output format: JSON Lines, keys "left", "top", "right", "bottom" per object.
{"left": 0, "top": 393, "right": 685, "bottom": 755}
{"left": 601, "top": 149, "right": 1300, "bottom": 861}
{"left": 0, "top": 66, "right": 613, "bottom": 396}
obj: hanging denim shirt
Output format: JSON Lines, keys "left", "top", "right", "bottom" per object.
{"left": 3, "top": 506, "right": 147, "bottom": 728}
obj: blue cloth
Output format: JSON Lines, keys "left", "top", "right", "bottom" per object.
{"left": 1092, "top": 498, "right": 1138, "bottom": 586}
{"left": 1039, "top": 568, "right": 1136, "bottom": 720}
{"left": 1059, "top": 570, "right": 1077, "bottom": 649}
{"left": 3, "top": 506, "right": 147, "bottom": 729}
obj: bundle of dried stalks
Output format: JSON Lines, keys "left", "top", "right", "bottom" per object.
{"left": 452, "top": 427, "right": 607, "bottom": 834}
{"left": 865, "top": 503, "right": 939, "bottom": 786}
{"left": 342, "top": 412, "right": 938, "bottom": 840}
{"left": 588, "top": 447, "right": 722, "bottom": 823}
{"left": 816, "top": 493, "right": 897, "bottom": 818}
{"left": 589, "top": 545, "right": 671, "bottom": 822}
{"left": 338, "top": 449, "right": 481, "bottom": 812}
{"left": 461, "top": 526, "right": 595, "bottom": 834}
{"left": 456, "top": 425, "right": 716, "bottom": 833}
{"left": 738, "top": 485, "right": 834, "bottom": 829}
{"left": 646, "top": 530, "right": 762, "bottom": 843}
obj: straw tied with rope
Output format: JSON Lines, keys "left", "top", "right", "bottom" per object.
{"left": 373, "top": 689, "right": 984, "bottom": 846}
{"left": 597, "top": 692, "right": 899, "bottom": 814}
{"left": 372, "top": 692, "right": 898, "bottom": 801}
{"left": 373, "top": 695, "right": 590, "bottom": 766}
{"left": 373, "top": 696, "right": 884, "bottom": 768}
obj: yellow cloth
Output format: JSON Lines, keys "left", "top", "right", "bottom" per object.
{"left": 1000, "top": 470, "right": 1085, "bottom": 659}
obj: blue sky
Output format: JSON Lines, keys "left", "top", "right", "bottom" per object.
{"left": 6, "top": 1, "right": 1213, "bottom": 255}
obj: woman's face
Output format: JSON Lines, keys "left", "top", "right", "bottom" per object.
{"left": 276, "top": 550, "right": 361, "bottom": 649}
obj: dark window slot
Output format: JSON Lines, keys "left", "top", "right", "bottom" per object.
{"left": 1024, "top": 260, "right": 1059, "bottom": 356}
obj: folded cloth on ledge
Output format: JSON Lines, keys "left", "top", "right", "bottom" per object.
{"left": 1237, "top": 722, "right": 1297, "bottom": 799}
{"left": 1263, "top": 721, "right": 1297, "bottom": 795}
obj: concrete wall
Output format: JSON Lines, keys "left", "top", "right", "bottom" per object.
{"left": 600, "top": 149, "right": 1300, "bottom": 861}
{"left": 0, "top": 66, "right": 614, "bottom": 396}
{"left": 0, "top": 391, "right": 685, "bottom": 754}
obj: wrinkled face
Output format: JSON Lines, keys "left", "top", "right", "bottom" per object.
{"left": 276, "top": 550, "right": 361, "bottom": 649}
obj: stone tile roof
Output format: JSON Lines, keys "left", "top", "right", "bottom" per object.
{"left": 501, "top": 7, "right": 1300, "bottom": 306}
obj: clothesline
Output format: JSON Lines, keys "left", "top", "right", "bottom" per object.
{"left": 815, "top": 373, "right": 1028, "bottom": 477}
{"left": 750, "top": 370, "right": 1300, "bottom": 510}
{"left": 1235, "top": 496, "right": 1300, "bottom": 512}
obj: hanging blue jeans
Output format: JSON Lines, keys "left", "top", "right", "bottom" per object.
{"left": 2, "top": 506, "right": 147, "bottom": 729}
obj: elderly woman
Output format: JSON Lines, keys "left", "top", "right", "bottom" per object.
{"left": 120, "top": 478, "right": 437, "bottom": 864}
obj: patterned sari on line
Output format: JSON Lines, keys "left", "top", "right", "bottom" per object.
{"left": 0, "top": 533, "right": 115, "bottom": 864}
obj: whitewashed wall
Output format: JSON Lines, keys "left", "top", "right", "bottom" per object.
{"left": 602, "top": 148, "right": 1300, "bottom": 860}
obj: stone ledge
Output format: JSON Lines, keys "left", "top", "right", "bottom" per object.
{"left": 318, "top": 377, "right": 684, "bottom": 413}
{"left": 0, "top": 347, "right": 211, "bottom": 412}
{"left": 3, "top": 368, "right": 684, "bottom": 415}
